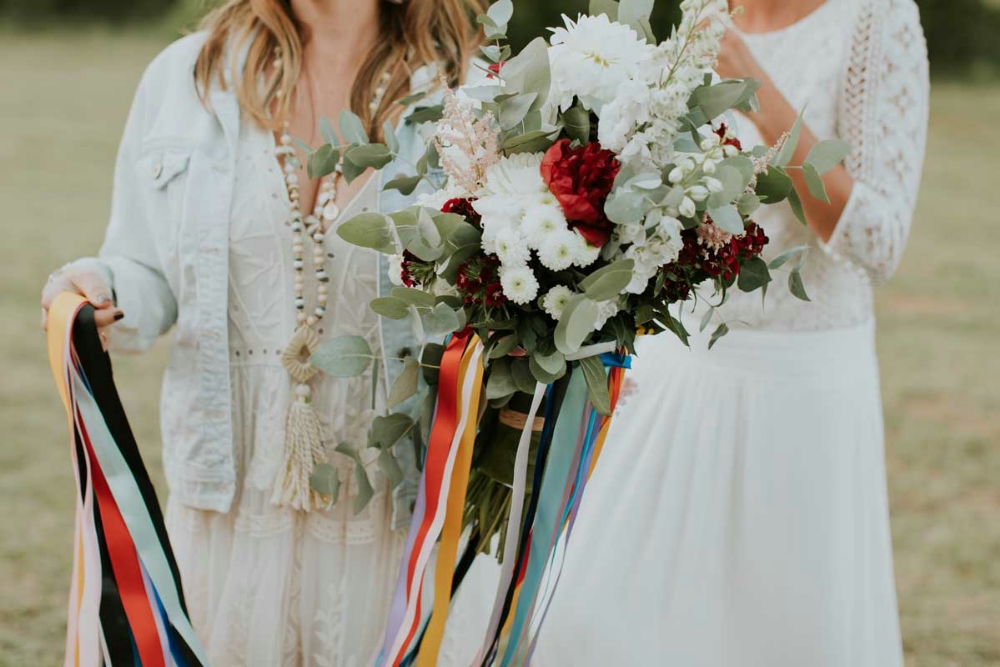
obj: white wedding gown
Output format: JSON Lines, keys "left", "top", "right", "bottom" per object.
{"left": 531, "top": 0, "right": 929, "bottom": 665}
{"left": 163, "top": 118, "right": 487, "bottom": 667}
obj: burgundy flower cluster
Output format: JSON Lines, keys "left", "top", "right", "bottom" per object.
{"left": 400, "top": 250, "right": 431, "bottom": 288}
{"left": 660, "top": 221, "right": 769, "bottom": 298}
{"left": 456, "top": 255, "right": 506, "bottom": 306}
{"left": 441, "top": 197, "right": 482, "bottom": 227}
{"left": 540, "top": 139, "right": 620, "bottom": 247}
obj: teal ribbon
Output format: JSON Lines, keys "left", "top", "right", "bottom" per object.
{"left": 499, "top": 369, "right": 589, "bottom": 667}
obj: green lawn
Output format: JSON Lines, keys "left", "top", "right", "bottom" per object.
{"left": 0, "top": 32, "right": 997, "bottom": 667}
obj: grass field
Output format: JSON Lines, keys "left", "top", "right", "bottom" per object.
{"left": 0, "top": 32, "right": 997, "bottom": 667}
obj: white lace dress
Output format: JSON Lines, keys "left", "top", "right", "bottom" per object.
{"left": 163, "top": 118, "right": 483, "bottom": 667}
{"left": 532, "top": 1, "right": 929, "bottom": 665}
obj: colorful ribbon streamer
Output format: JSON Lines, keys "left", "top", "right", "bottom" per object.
{"left": 47, "top": 293, "right": 206, "bottom": 667}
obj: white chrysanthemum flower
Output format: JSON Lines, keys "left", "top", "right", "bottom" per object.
{"left": 537, "top": 229, "right": 579, "bottom": 271}
{"left": 593, "top": 299, "right": 621, "bottom": 331}
{"left": 521, "top": 204, "right": 568, "bottom": 248}
{"left": 499, "top": 265, "right": 539, "bottom": 305}
{"left": 548, "top": 14, "right": 653, "bottom": 112}
{"left": 573, "top": 236, "right": 602, "bottom": 267}
{"left": 494, "top": 227, "right": 532, "bottom": 267}
{"left": 477, "top": 152, "right": 547, "bottom": 199}
{"left": 540, "top": 285, "right": 575, "bottom": 321}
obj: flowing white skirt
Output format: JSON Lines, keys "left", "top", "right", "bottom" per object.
{"left": 533, "top": 320, "right": 903, "bottom": 666}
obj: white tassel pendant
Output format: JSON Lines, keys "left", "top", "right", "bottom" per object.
{"left": 273, "top": 326, "right": 328, "bottom": 511}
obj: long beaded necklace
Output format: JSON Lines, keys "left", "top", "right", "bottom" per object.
{"left": 271, "top": 54, "right": 393, "bottom": 511}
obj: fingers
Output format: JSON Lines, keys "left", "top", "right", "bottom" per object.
{"left": 70, "top": 272, "right": 114, "bottom": 309}
{"left": 93, "top": 310, "right": 124, "bottom": 328}
{"left": 40, "top": 266, "right": 123, "bottom": 331}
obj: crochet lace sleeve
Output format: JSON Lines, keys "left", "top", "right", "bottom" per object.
{"left": 824, "top": 0, "right": 929, "bottom": 285}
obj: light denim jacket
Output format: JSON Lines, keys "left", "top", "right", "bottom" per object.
{"left": 91, "top": 32, "right": 441, "bottom": 525}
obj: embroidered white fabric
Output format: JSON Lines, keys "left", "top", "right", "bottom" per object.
{"left": 680, "top": 0, "right": 929, "bottom": 333}
{"left": 164, "top": 118, "right": 480, "bottom": 666}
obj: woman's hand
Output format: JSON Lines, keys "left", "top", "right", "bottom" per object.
{"left": 715, "top": 28, "right": 767, "bottom": 82}
{"left": 41, "top": 260, "right": 122, "bottom": 336}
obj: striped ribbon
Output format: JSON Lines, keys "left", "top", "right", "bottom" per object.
{"left": 47, "top": 293, "right": 206, "bottom": 667}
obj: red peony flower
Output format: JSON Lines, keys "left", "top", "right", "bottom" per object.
{"left": 441, "top": 197, "right": 482, "bottom": 227}
{"left": 540, "top": 139, "right": 620, "bottom": 247}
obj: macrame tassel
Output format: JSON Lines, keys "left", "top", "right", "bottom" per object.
{"left": 271, "top": 382, "right": 327, "bottom": 510}
{"left": 274, "top": 325, "right": 326, "bottom": 511}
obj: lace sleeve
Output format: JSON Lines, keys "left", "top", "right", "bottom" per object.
{"left": 824, "top": 0, "right": 929, "bottom": 285}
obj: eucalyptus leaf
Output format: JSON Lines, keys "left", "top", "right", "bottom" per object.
{"left": 378, "top": 448, "right": 405, "bottom": 490}
{"left": 308, "top": 144, "right": 340, "bottom": 179}
{"left": 500, "top": 92, "right": 539, "bottom": 130}
{"left": 511, "top": 358, "right": 537, "bottom": 395}
{"left": 501, "top": 37, "right": 551, "bottom": 114}
{"left": 345, "top": 144, "right": 393, "bottom": 171}
{"left": 708, "top": 322, "right": 729, "bottom": 350}
{"left": 421, "top": 343, "right": 445, "bottom": 385}
{"left": 788, "top": 269, "right": 811, "bottom": 301}
{"left": 390, "top": 287, "right": 437, "bottom": 308}
{"left": 406, "top": 105, "right": 445, "bottom": 125}
{"left": 736, "top": 192, "right": 761, "bottom": 217}
{"left": 707, "top": 204, "right": 744, "bottom": 235}
{"left": 775, "top": 113, "right": 803, "bottom": 167}
{"left": 706, "top": 164, "right": 746, "bottom": 209}
{"left": 501, "top": 128, "right": 558, "bottom": 155}
{"left": 562, "top": 104, "right": 591, "bottom": 145}
{"left": 699, "top": 306, "right": 715, "bottom": 333}
{"left": 383, "top": 174, "right": 423, "bottom": 196}
{"left": 486, "top": 0, "right": 514, "bottom": 29}
{"left": 311, "top": 335, "right": 373, "bottom": 377}
{"left": 339, "top": 109, "right": 368, "bottom": 144}
{"left": 486, "top": 357, "right": 518, "bottom": 400}
{"left": 578, "top": 355, "right": 612, "bottom": 417}
{"left": 689, "top": 79, "right": 761, "bottom": 121}
{"left": 370, "top": 296, "right": 410, "bottom": 320}
{"left": 353, "top": 465, "right": 375, "bottom": 514}
{"left": 319, "top": 116, "right": 338, "bottom": 145}
{"left": 805, "top": 138, "right": 850, "bottom": 174}
{"left": 605, "top": 189, "right": 651, "bottom": 225}
{"left": 579, "top": 259, "right": 635, "bottom": 301}
{"left": 337, "top": 213, "right": 396, "bottom": 253}
{"left": 309, "top": 463, "right": 341, "bottom": 500}
{"left": 397, "top": 91, "right": 428, "bottom": 107}
{"left": 341, "top": 153, "right": 366, "bottom": 183}
{"left": 387, "top": 358, "right": 420, "bottom": 408}
{"left": 619, "top": 0, "right": 655, "bottom": 41}
{"left": 530, "top": 350, "right": 567, "bottom": 384}
{"left": 755, "top": 167, "right": 793, "bottom": 203}
{"left": 589, "top": 0, "right": 619, "bottom": 20}
{"left": 802, "top": 163, "right": 829, "bottom": 202}
{"left": 370, "top": 413, "right": 415, "bottom": 449}
{"left": 555, "top": 296, "right": 600, "bottom": 355}
{"left": 488, "top": 334, "right": 519, "bottom": 360}
{"left": 768, "top": 244, "right": 809, "bottom": 271}
{"left": 737, "top": 256, "right": 772, "bottom": 293}
{"left": 382, "top": 120, "right": 399, "bottom": 154}
{"left": 421, "top": 303, "right": 462, "bottom": 336}
{"left": 788, "top": 187, "right": 808, "bottom": 225}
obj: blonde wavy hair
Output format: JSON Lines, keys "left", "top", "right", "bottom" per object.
{"left": 194, "top": 0, "right": 486, "bottom": 138}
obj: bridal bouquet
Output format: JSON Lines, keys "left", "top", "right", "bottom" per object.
{"left": 305, "top": 0, "right": 846, "bottom": 663}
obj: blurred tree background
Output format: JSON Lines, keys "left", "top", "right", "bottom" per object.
{"left": 3, "top": 0, "right": 1000, "bottom": 76}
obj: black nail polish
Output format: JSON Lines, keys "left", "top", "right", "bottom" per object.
{"left": 114, "top": 312, "right": 125, "bottom": 322}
